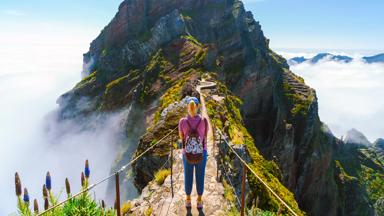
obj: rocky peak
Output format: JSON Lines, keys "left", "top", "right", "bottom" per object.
{"left": 343, "top": 128, "right": 372, "bottom": 146}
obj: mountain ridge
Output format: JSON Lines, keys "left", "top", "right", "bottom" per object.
{"left": 55, "top": 0, "right": 384, "bottom": 215}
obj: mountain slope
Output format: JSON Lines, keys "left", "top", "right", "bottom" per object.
{"left": 56, "top": 0, "right": 383, "bottom": 215}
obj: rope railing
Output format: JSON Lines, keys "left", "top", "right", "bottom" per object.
{"left": 37, "top": 126, "right": 178, "bottom": 216}
{"left": 216, "top": 128, "right": 298, "bottom": 216}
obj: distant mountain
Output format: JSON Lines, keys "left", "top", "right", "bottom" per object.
{"left": 288, "top": 52, "right": 384, "bottom": 65}
{"left": 311, "top": 53, "right": 353, "bottom": 63}
{"left": 374, "top": 138, "right": 384, "bottom": 150}
{"left": 288, "top": 56, "right": 307, "bottom": 65}
{"left": 343, "top": 128, "right": 372, "bottom": 146}
{"left": 363, "top": 53, "right": 384, "bottom": 63}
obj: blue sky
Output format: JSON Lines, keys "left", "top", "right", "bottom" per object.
{"left": 0, "top": 0, "right": 383, "bottom": 51}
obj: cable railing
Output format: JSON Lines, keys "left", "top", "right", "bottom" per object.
{"left": 215, "top": 127, "right": 298, "bottom": 216}
{"left": 36, "top": 126, "right": 178, "bottom": 216}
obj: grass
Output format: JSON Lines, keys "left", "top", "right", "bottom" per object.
{"left": 153, "top": 77, "right": 188, "bottom": 123}
{"left": 182, "top": 35, "right": 202, "bottom": 47}
{"left": 223, "top": 179, "right": 236, "bottom": 203}
{"left": 121, "top": 201, "right": 133, "bottom": 215}
{"left": 154, "top": 169, "right": 171, "bottom": 185}
{"left": 105, "top": 74, "right": 130, "bottom": 92}
{"left": 74, "top": 71, "right": 97, "bottom": 89}
{"left": 144, "top": 207, "right": 153, "bottom": 216}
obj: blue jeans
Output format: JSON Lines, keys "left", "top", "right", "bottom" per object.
{"left": 183, "top": 150, "right": 207, "bottom": 196}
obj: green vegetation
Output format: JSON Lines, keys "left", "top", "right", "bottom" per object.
{"left": 14, "top": 162, "right": 116, "bottom": 216}
{"left": 226, "top": 206, "right": 240, "bottom": 216}
{"left": 139, "top": 50, "right": 171, "bottom": 103}
{"left": 283, "top": 80, "right": 313, "bottom": 117}
{"left": 121, "top": 201, "right": 133, "bottom": 215}
{"left": 361, "top": 165, "right": 384, "bottom": 201}
{"left": 335, "top": 160, "right": 355, "bottom": 181}
{"left": 74, "top": 71, "right": 97, "bottom": 89}
{"left": 247, "top": 207, "right": 277, "bottom": 216}
{"left": 154, "top": 169, "right": 171, "bottom": 185}
{"left": 194, "top": 48, "right": 207, "bottom": 65}
{"left": 101, "top": 49, "right": 108, "bottom": 57}
{"left": 144, "top": 207, "right": 153, "bottom": 216}
{"left": 182, "top": 35, "right": 202, "bottom": 47}
{"left": 153, "top": 77, "right": 188, "bottom": 123}
{"left": 204, "top": 78, "right": 304, "bottom": 215}
{"left": 336, "top": 146, "right": 384, "bottom": 206}
{"left": 223, "top": 179, "right": 236, "bottom": 203}
{"left": 181, "top": 14, "right": 192, "bottom": 21}
{"left": 105, "top": 74, "right": 130, "bottom": 92}
{"left": 137, "top": 30, "right": 152, "bottom": 42}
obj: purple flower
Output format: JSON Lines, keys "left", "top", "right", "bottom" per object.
{"left": 34, "top": 199, "right": 39, "bottom": 213}
{"left": 23, "top": 188, "right": 29, "bottom": 203}
{"left": 81, "top": 172, "right": 85, "bottom": 187}
{"left": 45, "top": 172, "right": 51, "bottom": 190}
{"left": 84, "top": 160, "right": 90, "bottom": 178}
{"left": 65, "top": 178, "right": 71, "bottom": 195}
{"left": 42, "top": 184, "right": 48, "bottom": 198}
{"left": 15, "top": 172, "right": 22, "bottom": 196}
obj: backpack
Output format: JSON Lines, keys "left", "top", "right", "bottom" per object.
{"left": 183, "top": 117, "right": 207, "bottom": 164}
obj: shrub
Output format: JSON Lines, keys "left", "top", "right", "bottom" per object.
{"left": 154, "top": 169, "right": 171, "bottom": 185}
{"left": 121, "top": 201, "right": 133, "bottom": 214}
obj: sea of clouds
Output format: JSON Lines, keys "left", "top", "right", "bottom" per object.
{"left": 0, "top": 22, "right": 130, "bottom": 215}
{"left": 277, "top": 50, "right": 384, "bottom": 142}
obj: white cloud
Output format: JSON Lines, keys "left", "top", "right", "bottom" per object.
{"left": 0, "top": 21, "right": 131, "bottom": 215}
{"left": 284, "top": 53, "right": 384, "bottom": 142}
{"left": 3, "top": 9, "right": 26, "bottom": 16}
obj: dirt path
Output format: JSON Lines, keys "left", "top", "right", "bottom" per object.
{"left": 129, "top": 80, "right": 230, "bottom": 215}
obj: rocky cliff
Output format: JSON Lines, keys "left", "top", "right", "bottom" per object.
{"left": 56, "top": 0, "right": 384, "bottom": 215}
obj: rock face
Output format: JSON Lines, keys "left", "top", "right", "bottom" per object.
{"left": 56, "top": 0, "right": 384, "bottom": 215}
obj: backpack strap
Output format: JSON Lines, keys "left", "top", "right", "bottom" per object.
{"left": 185, "top": 116, "right": 202, "bottom": 132}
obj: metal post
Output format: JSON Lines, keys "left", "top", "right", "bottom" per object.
{"left": 240, "top": 163, "right": 247, "bottom": 216}
{"left": 115, "top": 172, "right": 121, "bottom": 216}
{"left": 171, "top": 141, "right": 174, "bottom": 198}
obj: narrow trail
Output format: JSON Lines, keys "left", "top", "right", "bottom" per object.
{"left": 129, "top": 80, "right": 230, "bottom": 215}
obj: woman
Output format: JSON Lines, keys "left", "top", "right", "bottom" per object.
{"left": 178, "top": 96, "right": 208, "bottom": 209}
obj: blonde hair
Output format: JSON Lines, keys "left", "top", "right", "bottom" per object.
{"left": 187, "top": 101, "right": 198, "bottom": 117}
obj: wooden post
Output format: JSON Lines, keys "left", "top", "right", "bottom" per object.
{"left": 217, "top": 133, "right": 221, "bottom": 180}
{"left": 256, "top": 196, "right": 259, "bottom": 209}
{"left": 115, "top": 172, "right": 121, "bottom": 216}
{"left": 240, "top": 163, "right": 247, "bottom": 216}
{"left": 171, "top": 141, "right": 174, "bottom": 198}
